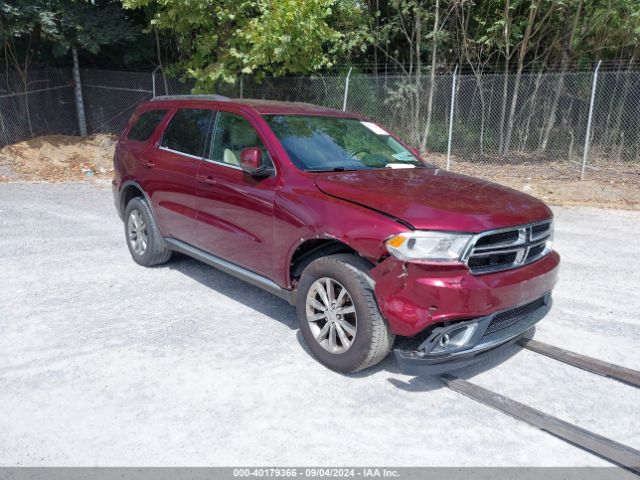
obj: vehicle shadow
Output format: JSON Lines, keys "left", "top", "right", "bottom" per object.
{"left": 295, "top": 327, "right": 531, "bottom": 391}
{"left": 385, "top": 339, "right": 528, "bottom": 393}
{"left": 168, "top": 253, "right": 532, "bottom": 391}
{"left": 167, "top": 253, "right": 297, "bottom": 331}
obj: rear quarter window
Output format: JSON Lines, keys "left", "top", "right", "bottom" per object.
{"left": 161, "top": 108, "right": 212, "bottom": 157}
{"left": 127, "top": 109, "right": 167, "bottom": 142}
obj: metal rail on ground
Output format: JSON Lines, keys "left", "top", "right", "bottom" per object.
{"left": 439, "top": 374, "right": 640, "bottom": 474}
{"left": 518, "top": 338, "right": 640, "bottom": 388}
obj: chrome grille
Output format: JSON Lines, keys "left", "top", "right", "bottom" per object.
{"left": 464, "top": 221, "right": 553, "bottom": 274}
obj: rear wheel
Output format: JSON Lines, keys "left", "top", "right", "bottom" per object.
{"left": 124, "top": 197, "right": 171, "bottom": 266}
{"left": 296, "top": 254, "right": 395, "bottom": 373}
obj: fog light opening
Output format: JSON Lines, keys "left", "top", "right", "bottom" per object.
{"left": 428, "top": 322, "right": 478, "bottom": 354}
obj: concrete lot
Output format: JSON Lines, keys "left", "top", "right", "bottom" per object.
{"left": 1, "top": 182, "right": 639, "bottom": 466}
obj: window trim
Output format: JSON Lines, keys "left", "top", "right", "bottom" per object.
{"left": 202, "top": 157, "right": 244, "bottom": 171}
{"left": 204, "top": 109, "right": 277, "bottom": 176}
{"left": 159, "top": 107, "right": 213, "bottom": 158}
{"left": 157, "top": 145, "right": 204, "bottom": 161}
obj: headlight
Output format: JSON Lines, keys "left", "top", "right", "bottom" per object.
{"left": 386, "top": 231, "right": 472, "bottom": 262}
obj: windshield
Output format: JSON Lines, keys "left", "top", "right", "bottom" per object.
{"left": 263, "top": 115, "right": 428, "bottom": 172}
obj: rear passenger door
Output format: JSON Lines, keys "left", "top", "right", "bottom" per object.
{"left": 141, "top": 107, "right": 213, "bottom": 245}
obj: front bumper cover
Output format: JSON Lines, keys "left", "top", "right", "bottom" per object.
{"left": 371, "top": 251, "right": 560, "bottom": 337}
{"left": 394, "top": 293, "right": 552, "bottom": 376}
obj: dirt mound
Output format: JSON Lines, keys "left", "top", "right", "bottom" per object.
{"left": 425, "top": 153, "right": 639, "bottom": 210}
{"left": 496, "top": 178, "right": 639, "bottom": 210}
{"left": 0, "top": 134, "right": 117, "bottom": 181}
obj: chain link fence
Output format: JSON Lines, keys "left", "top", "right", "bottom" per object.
{"left": 1, "top": 66, "right": 639, "bottom": 183}
{"left": 232, "top": 69, "right": 640, "bottom": 182}
{"left": 0, "top": 68, "right": 77, "bottom": 146}
{"left": 82, "top": 69, "right": 156, "bottom": 134}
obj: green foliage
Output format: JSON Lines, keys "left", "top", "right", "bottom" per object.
{"left": 122, "top": 0, "right": 366, "bottom": 88}
{"left": 580, "top": 0, "right": 640, "bottom": 57}
{"left": 47, "top": 1, "right": 139, "bottom": 55}
{"left": 239, "top": 0, "right": 343, "bottom": 76}
{"left": 1, "top": 3, "right": 47, "bottom": 38}
{"left": 5, "top": 0, "right": 640, "bottom": 90}
{"left": 1, "top": 0, "right": 141, "bottom": 64}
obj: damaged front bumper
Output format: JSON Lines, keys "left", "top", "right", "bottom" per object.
{"left": 394, "top": 293, "right": 552, "bottom": 376}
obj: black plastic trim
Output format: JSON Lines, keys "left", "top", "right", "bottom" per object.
{"left": 164, "top": 238, "right": 296, "bottom": 304}
{"left": 394, "top": 294, "right": 552, "bottom": 376}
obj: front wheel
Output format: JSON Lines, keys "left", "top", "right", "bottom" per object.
{"left": 296, "top": 254, "right": 395, "bottom": 373}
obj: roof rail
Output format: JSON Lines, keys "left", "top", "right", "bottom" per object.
{"left": 151, "top": 94, "right": 230, "bottom": 101}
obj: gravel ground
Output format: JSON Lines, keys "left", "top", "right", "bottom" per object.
{"left": 0, "top": 181, "right": 639, "bottom": 467}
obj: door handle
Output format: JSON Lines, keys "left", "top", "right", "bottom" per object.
{"left": 143, "top": 161, "right": 155, "bottom": 169}
{"left": 198, "top": 176, "right": 217, "bottom": 186}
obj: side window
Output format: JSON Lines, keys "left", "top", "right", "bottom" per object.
{"left": 161, "top": 108, "right": 212, "bottom": 157}
{"left": 208, "top": 112, "right": 272, "bottom": 167}
{"left": 127, "top": 109, "right": 167, "bottom": 142}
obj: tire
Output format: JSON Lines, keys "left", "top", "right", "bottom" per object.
{"left": 296, "top": 254, "right": 395, "bottom": 373}
{"left": 123, "top": 196, "right": 172, "bottom": 267}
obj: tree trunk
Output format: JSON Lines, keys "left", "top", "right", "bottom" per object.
{"left": 602, "top": 69, "right": 618, "bottom": 152}
{"left": 539, "top": 67, "right": 565, "bottom": 152}
{"left": 502, "top": 68, "right": 521, "bottom": 155}
{"left": 520, "top": 54, "right": 548, "bottom": 152}
{"left": 19, "top": 70, "right": 33, "bottom": 138}
{"left": 0, "top": 51, "right": 10, "bottom": 145}
{"left": 420, "top": 0, "right": 439, "bottom": 152}
{"left": 6, "top": 42, "right": 34, "bottom": 138}
{"left": 479, "top": 76, "right": 493, "bottom": 155}
{"left": 498, "top": 0, "right": 511, "bottom": 156}
{"left": 0, "top": 92, "right": 9, "bottom": 144}
{"left": 611, "top": 57, "right": 634, "bottom": 155}
{"left": 413, "top": 4, "right": 422, "bottom": 145}
{"left": 503, "top": 0, "right": 539, "bottom": 155}
{"left": 155, "top": 28, "right": 169, "bottom": 96}
{"left": 540, "top": 0, "right": 582, "bottom": 152}
{"left": 72, "top": 46, "right": 87, "bottom": 137}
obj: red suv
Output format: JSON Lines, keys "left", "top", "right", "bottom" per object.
{"left": 113, "top": 95, "right": 559, "bottom": 375}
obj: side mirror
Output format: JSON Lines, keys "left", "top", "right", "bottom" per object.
{"left": 409, "top": 147, "right": 421, "bottom": 158}
{"left": 240, "top": 147, "right": 270, "bottom": 177}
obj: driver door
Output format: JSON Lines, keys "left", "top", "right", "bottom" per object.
{"left": 195, "top": 110, "right": 279, "bottom": 280}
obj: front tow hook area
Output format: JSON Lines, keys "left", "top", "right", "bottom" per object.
{"left": 393, "top": 293, "right": 552, "bottom": 376}
{"left": 394, "top": 332, "right": 527, "bottom": 376}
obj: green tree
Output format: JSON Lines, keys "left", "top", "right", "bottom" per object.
{"left": 1, "top": 0, "right": 141, "bottom": 135}
{"left": 121, "top": 0, "right": 366, "bottom": 89}
{"left": 0, "top": 1, "right": 58, "bottom": 136}
{"left": 46, "top": 0, "right": 140, "bottom": 134}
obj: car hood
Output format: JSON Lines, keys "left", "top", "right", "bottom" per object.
{"left": 313, "top": 168, "right": 552, "bottom": 232}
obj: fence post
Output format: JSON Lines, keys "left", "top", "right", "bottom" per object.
{"left": 343, "top": 67, "right": 353, "bottom": 111}
{"left": 152, "top": 66, "right": 160, "bottom": 98}
{"left": 581, "top": 60, "right": 601, "bottom": 180}
{"left": 240, "top": 74, "right": 244, "bottom": 99}
{"left": 71, "top": 47, "right": 87, "bottom": 136}
{"left": 446, "top": 65, "right": 458, "bottom": 170}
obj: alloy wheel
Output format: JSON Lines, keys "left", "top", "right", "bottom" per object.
{"left": 127, "top": 209, "right": 148, "bottom": 256}
{"left": 305, "top": 277, "right": 357, "bottom": 354}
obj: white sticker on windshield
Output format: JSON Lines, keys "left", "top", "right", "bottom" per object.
{"left": 361, "top": 121, "right": 389, "bottom": 135}
{"left": 386, "top": 163, "right": 416, "bottom": 169}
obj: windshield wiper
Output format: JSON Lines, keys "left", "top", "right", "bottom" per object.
{"left": 306, "top": 166, "right": 363, "bottom": 172}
